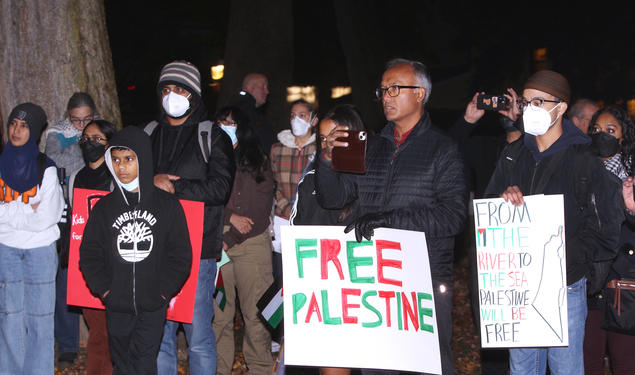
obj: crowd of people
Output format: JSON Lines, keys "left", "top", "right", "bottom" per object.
{"left": 0, "top": 57, "right": 633, "bottom": 375}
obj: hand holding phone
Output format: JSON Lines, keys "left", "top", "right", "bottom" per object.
{"left": 331, "top": 130, "right": 367, "bottom": 174}
{"left": 477, "top": 94, "right": 510, "bottom": 111}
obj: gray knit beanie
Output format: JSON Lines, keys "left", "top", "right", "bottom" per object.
{"left": 157, "top": 60, "right": 202, "bottom": 98}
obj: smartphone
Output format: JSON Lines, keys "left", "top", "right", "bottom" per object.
{"left": 476, "top": 94, "right": 510, "bottom": 111}
{"left": 331, "top": 130, "right": 367, "bottom": 174}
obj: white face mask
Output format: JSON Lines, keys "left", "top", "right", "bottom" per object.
{"left": 522, "top": 102, "right": 562, "bottom": 136}
{"left": 120, "top": 177, "right": 139, "bottom": 192}
{"left": 220, "top": 125, "right": 238, "bottom": 145}
{"left": 291, "top": 115, "right": 312, "bottom": 137}
{"left": 162, "top": 92, "right": 191, "bottom": 118}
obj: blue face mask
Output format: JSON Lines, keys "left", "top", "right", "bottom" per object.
{"left": 220, "top": 125, "right": 238, "bottom": 145}
{"left": 120, "top": 177, "right": 139, "bottom": 192}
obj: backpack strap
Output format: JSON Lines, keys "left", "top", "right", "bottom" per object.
{"left": 198, "top": 120, "right": 214, "bottom": 163}
{"left": 143, "top": 120, "right": 159, "bottom": 136}
{"left": 571, "top": 144, "right": 599, "bottom": 212}
{"left": 145, "top": 120, "right": 214, "bottom": 162}
{"left": 68, "top": 169, "right": 79, "bottom": 206}
{"left": 37, "top": 152, "right": 48, "bottom": 186}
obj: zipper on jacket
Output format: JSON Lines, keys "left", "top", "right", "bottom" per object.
{"left": 529, "top": 161, "right": 540, "bottom": 195}
{"left": 590, "top": 193, "right": 601, "bottom": 230}
{"left": 382, "top": 146, "right": 400, "bottom": 208}
{"left": 132, "top": 214, "right": 138, "bottom": 315}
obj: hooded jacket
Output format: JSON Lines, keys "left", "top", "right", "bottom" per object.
{"left": 147, "top": 103, "right": 235, "bottom": 260}
{"left": 485, "top": 119, "right": 623, "bottom": 285}
{"left": 270, "top": 130, "right": 316, "bottom": 218}
{"left": 79, "top": 126, "right": 192, "bottom": 313}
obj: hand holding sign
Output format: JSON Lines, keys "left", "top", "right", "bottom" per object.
{"left": 344, "top": 212, "right": 390, "bottom": 242}
{"left": 473, "top": 195, "right": 568, "bottom": 348}
{"left": 501, "top": 185, "right": 524, "bottom": 206}
{"left": 282, "top": 225, "right": 441, "bottom": 374}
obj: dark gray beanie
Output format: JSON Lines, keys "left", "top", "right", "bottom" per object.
{"left": 8, "top": 102, "right": 47, "bottom": 141}
{"left": 157, "top": 60, "right": 202, "bottom": 98}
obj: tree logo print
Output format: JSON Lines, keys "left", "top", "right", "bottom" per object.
{"left": 117, "top": 220, "right": 154, "bottom": 262}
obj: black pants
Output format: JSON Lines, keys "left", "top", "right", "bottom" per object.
{"left": 106, "top": 305, "right": 167, "bottom": 375}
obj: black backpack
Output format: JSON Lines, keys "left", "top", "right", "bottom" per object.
{"left": 37, "top": 153, "right": 71, "bottom": 266}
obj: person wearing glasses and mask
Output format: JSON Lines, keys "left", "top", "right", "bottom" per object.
{"left": 42, "top": 91, "right": 99, "bottom": 368}
{"left": 484, "top": 70, "right": 623, "bottom": 375}
{"left": 144, "top": 60, "right": 235, "bottom": 375}
{"left": 318, "top": 58, "right": 467, "bottom": 375}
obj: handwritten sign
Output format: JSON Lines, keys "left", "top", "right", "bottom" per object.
{"left": 67, "top": 188, "right": 204, "bottom": 323}
{"left": 282, "top": 226, "right": 441, "bottom": 374}
{"left": 473, "top": 194, "right": 567, "bottom": 348}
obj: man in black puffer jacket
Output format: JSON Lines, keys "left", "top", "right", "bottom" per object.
{"left": 143, "top": 60, "right": 236, "bottom": 375}
{"left": 317, "top": 58, "right": 467, "bottom": 375}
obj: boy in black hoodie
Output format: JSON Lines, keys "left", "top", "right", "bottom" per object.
{"left": 80, "top": 126, "right": 192, "bottom": 374}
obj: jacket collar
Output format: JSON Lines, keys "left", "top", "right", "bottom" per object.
{"left": 380, "top": 111, "right": 431, "bottom": 145}
{"left": 276, "top": 129, "right": 316, "bottom": 149}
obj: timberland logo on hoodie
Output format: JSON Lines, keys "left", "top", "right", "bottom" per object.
{"left": 112, "top": 210, "right": 157, "bottom": 262}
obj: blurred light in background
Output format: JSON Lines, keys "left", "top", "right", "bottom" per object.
{"left": 331, "top": 86, "right": 351, "bottom": 99}
{"left": 287, "top": 86, "right": 316, "bottom": 104}
{"left": 211, "top": 64, "right": 224, "bottom": 80}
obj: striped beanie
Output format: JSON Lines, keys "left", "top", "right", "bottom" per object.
{"left": 524, "top": 70, "right": 571, "bottom": 103}
{"left": 157, "top": 60, "right": 201, "bottom": 98}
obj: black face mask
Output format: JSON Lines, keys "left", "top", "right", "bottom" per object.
{"left": 80, "top": 140, "right": 106, "bottom": 163}
{"left": 590, "top": 132, "right": 620, "bottom": 158}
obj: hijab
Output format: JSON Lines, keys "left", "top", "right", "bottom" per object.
{"left": 0, "top": 103, "right": 54, "bottom": 194}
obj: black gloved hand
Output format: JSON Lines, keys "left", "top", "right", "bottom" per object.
{"left": 344, "top": 212, "right": 390, "bottom": 242}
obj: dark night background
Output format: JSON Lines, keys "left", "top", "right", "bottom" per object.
{"left": 104, "top": 1, "right": 634, "bottom": 133}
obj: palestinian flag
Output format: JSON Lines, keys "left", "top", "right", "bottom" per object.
{"left": 257, "top": 281, "right": 284, "bottom": 332}
{"left": 214, "top": 269, "right": 226, "bottom": 311}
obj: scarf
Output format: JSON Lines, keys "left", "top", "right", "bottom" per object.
{"left": 0, "top": 139, "right": 54, "bottom": 194}
{"left": 604, "top": 153, "right": 629, "bottom": 181}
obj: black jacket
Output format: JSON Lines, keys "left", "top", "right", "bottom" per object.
{"left": 79, "top": 126, "right": 192, "bottom": 314}
{"left": 290, "top": 159, "right": 357, "bottom": 226}
{"left": 147, "top": 105, "right": 235, "bottom": 259}
{"left": 484, "top": 120, "right": 623, "bottom": 285}
{"left": 315, "top": 112, "right": 468, "bottom": 281}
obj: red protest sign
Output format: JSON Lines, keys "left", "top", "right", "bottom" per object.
{"left": 67, "top": 188, "right": 204, "bottom": 323}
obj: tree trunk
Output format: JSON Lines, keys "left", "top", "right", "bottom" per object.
{"left": 217, "top": 0, "right": 293, "bottom": 134}
{"left": 0, "top": 0, "right": 121, "bottom": 144}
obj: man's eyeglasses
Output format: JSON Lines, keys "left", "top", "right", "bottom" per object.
{"left": 70, "top": 116, "right": 94, "bottom": 127}
{"left": 518, "top": 97, "right": 563, "bottom": 110}
{"left": 375, "top": 85, "right": 423, "bottom": 99}
{"left": 79, "top": 135, "right": 107, "bottom": 144}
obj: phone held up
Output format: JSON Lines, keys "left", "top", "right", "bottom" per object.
{"left": 331, "top": 130, "right": 367, "bottom": 174}
{"left": 477, "top": 94, "right": 510, "bottom": 111}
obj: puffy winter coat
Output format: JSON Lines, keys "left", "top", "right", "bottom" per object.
{"left": 315, "top": 112, "right": 468, "bottom": 281}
